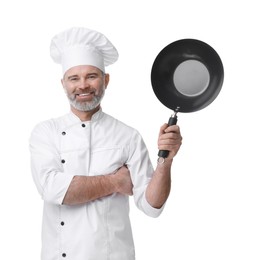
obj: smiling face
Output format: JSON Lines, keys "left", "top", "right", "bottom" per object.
{"left": 61, "top": 65, "right": 109, "bottom": 117}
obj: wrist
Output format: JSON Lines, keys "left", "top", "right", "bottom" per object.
{"left": 157, "top": 157, "right": 173, "bottom": 166}
{"left": 107, "top": 173, "right": 120, "bottom": 193}
{"left": 156, "top": 158, "right": 172, "bottom": 174}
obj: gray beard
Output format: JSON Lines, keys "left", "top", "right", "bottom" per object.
{"left": 66, "top": 89, "right": 105, "bottom": 112}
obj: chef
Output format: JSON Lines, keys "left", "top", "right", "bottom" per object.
{"left": 29, "top": 27, "right": 182, "bottom": 260}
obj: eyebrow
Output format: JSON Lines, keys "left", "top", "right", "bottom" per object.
{"left": 66, "top": 72, "right": 101, "bottom": 80}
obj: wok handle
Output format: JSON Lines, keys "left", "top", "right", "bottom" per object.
{"left": 158, "top": 114, "right": 178, "bottom": 159}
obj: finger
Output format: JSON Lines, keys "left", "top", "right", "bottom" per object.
{"left": 158, "top": 143, "right": 182, "bottom": 154}
{"left": 158, "top": 133, "right": 182, "bottom": 147}
{"left": 159, "top": 138, "right": 181, "bottom": 146}
{"left": 159, "top": 132, "right": 182, "bottom": 142}
{"left": 159, "top": 123, "right": 169, "bottom": 136}
{"left": 159, "top": 140, "right": 182, "bottom": 148}
{"left": 164, "top": 125, "right": 180, "bottom": 133}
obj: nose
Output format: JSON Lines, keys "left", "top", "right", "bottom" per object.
{"left": 78, "top": 78, "right": 90, "bottom": 90}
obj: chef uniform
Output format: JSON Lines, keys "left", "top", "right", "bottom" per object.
{"left": 30, "top": 27, "right": 165, "bottom": 260}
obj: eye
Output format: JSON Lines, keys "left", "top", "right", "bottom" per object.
{"left": 87, "top": 74, "right": 98, "bottom": 79}
{"left": 70, "top": 77, "right": 79, "bottom": 81}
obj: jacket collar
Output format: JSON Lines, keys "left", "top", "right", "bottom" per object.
{"left": 68, "top": 107, "right": 104, "bottom": 124}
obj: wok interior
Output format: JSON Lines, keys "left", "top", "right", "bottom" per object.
{"left": 173, "top": 60, "right": 210, "bottom": 97}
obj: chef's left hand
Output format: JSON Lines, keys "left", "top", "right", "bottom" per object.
{"left": 158, "top": 124, "right": 182, "bottom": 160}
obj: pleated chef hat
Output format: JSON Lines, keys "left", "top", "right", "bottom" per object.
{"left": 50, "top": 27, "right": 119, "bottom": 75}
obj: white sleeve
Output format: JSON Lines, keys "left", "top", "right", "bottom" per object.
{"left": 29, "top": 121, "right": 73, "bottom": 205}
{"left": 127, "top": 131, "right": 165, "bottom": 218}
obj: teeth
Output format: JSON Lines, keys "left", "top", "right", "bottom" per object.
{"left": 78, "top": 93, "right": 90, "bottom": 96}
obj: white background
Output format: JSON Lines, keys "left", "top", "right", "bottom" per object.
{"left": 0, "top": 0, "right": 252, "bottom": 259}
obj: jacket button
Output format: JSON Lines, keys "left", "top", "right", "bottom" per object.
{"left": 62, "top": 253, "right": 66, "bottom": 257}
{"left": 61, "top": 221, "right": 65, "bottom": 226}
{"left": 61, "top": 159, "right": 65, "bottom": 164}
{"left": 81, "top": 123, "right": 86, "bottom": 127}
{"left": 62, "top": 131, "right": 66, "bottom": 135}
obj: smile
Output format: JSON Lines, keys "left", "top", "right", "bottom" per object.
{"left": 76, "top": 92, "right": 94, "bottom": 96}
{"left": 75, "top": 92, "right": 95, "bottom": 101}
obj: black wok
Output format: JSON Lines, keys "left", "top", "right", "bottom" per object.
{"left": 151, "top": 39, "right": 224, "bottom": 160}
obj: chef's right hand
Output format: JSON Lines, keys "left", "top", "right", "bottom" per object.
{"left": 113, "top": 166, "right": 133, "bottom": 196}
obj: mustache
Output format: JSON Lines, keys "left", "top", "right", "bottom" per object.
{"left": 74, "top": 88, "right": 97, "bottom": 95}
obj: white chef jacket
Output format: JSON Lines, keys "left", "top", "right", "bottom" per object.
{"left": 29, "top": 108, "right": 164, "bottom": 260}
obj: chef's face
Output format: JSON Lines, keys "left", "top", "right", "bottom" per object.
{"left": 61, "top": 65, "right": 109, "bottom": 112}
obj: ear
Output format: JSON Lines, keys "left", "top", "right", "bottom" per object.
{"left": 104, "top": 73, "right": 110, "bottom": 89}
{"left": 61, "top": 79, "right": 66, "bottom": 91}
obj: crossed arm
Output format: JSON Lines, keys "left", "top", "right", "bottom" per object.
{"left": 62, "top": 166, "right": 133, "bottom": 205}
{"left": 62, "top": 124, "right": 182, "bottom": 209}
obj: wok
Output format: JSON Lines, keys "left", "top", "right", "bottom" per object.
{"left": 151, "top": 39, "right": 224, "bottom": 161}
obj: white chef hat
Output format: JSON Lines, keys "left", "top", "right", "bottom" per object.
{"left": 50, "top": 27, "right": 119, "bottom": 75}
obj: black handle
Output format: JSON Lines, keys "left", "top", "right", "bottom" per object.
{"left": 158, "top": 114, "right": 178, "bottom": 158}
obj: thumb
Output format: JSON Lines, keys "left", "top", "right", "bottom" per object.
{"left": 159, "top": 123, "right": 168, "bottom": 137}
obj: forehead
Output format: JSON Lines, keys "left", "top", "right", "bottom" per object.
{"left": 64, "top": 65, "right": 102, "bottom": 78}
